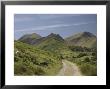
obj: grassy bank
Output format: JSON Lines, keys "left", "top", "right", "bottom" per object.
{"left": 62, "top": 46, "right": 97, "bottom": 76}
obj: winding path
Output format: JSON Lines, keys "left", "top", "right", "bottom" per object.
{"left": 57, "top": 60, "right": 82, "bottom": 76}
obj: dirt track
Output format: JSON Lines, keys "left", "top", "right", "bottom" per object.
{"left": 57, "top": 60, "right": 82, "bottom": 76}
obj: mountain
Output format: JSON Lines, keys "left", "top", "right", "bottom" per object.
{"left": 18, "top": 33, "right": 72, "bottom": 57}
{"left": 36, "top": 33, "right": 67, "bottom": 52}
{"left": 19, "top": 33, "right": 65, "bottom": 45}
{"left": 65, "top": 32, "right": 97, "bottom": 48}
{"left": 18, "top": 33, "right": 42, "bottom": 45}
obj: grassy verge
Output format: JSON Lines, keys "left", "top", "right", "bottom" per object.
{"left": 65, "top": 51, "right": 97, "bottom": 76}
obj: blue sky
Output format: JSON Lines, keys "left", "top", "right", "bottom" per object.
{"left": 14, "top": 14, "right": 97, "bottom": 40}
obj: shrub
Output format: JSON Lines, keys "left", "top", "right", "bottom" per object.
{"left": 79, "top": 63, "right": 97, "bottom": 76}
{"left": 84, "top": 57, "right": 90, "bottom": 62}
{"left": 92, "top": 52, "right": 96, "bottom": 56}
{"left": 77, "top": 53, "right": 87, "bottom": 58}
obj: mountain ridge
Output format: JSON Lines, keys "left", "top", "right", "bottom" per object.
{"left": 65, "top": 32, "right": 96, "bottom": 48}
{"left": 18, "top": 32, "right": 96, "bottom": 48}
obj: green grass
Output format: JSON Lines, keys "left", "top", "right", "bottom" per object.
{"left": 79, "top": 63, "right": 97, "bottom": 76}
{"left": 14, "top": 41, "right": 62, "bottom": 76}
{"left": 14, "top": 40, "right": 97, "bottom": 76}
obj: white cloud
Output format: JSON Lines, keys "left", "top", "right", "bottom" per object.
{"left": 15, "top": 21, "right": 96, "bottom": 32}
{"left": 36, "top": 14, "right": 82, "bottom": 20}
{"left": 73, "top": 21, "right": 96, "bottom": 26}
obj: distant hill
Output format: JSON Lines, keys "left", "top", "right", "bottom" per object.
{"left": 18, "top": 33, "right": 73, "bottom": 58}
{"left": 18, "top": 32, "right": 97, "bottom": 49}
{"left": 65, "top": 32, "right": 97, "bottom": 48}
{"left": 18, "top": 33, "right": 42, "bottom": 45}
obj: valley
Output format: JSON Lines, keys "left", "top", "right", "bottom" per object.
{"left": 14, "top": 32, "right": 97, "bottom": 76}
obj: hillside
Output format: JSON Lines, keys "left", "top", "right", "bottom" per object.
{"left": 14, "top": 41, "right": 62, "bottom": 75}
{"left": 65, "top": 32, "right": 97, "bottom": 48}
{"left": 36, "top": 33, "right": 66, "bottom": 51}
{"left": 18, "top": 33, "right": 42, "bottom": 45}
{"left": 18, "top": 33, "right": 73, "bottom": 58}
{"left": 36, "top": 33, "right": 75, "bottom": 59}
{"left": 14, "top": 32, "right": 97, "bottom": 76}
